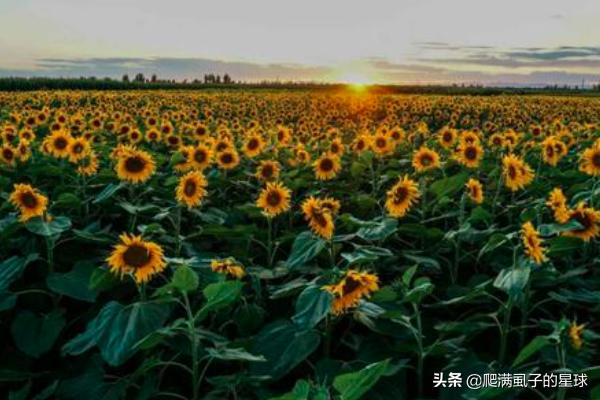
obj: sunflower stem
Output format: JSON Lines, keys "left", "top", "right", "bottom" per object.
{"left": 183, "top": 292, "right": 200, "bottom": 400}
{"left": 175, "top": 206, "right": 182, "bottom": 257}
{"left": 499, "top": 299, "right": 513, "bottom": 365}
{"left": 411, "top": 302, "right": 425, "bottom": 398}
{"left": 45, "top": 236, "right": 55, "bottom": 273}
{"left": 267, "top": 217, "right": 274, "bottom": 268}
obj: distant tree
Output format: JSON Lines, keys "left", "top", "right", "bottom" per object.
{"left": 151, "top": 74, "right": 157, "bottom": 83}
{"left": 134, "top": 73, "right": 145, "bottom": 83}
{"left": 223, "top": 74, "right": 231, "bottom": 84}
{"left": 122, "top": 74, "right": 130, "bottom": 83}
{"left": 216, "top": 75, "right": 221, "bottom": 84}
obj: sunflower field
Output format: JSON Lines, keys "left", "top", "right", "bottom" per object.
{"left": 1, "top": 90, "right": 600, "bottom": 400}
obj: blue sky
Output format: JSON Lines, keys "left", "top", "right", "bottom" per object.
{"left": 1, "top": 0, "right": 599, "bottom": 86}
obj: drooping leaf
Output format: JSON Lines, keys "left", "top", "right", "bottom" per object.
{"left": 0, "top": 253, "right": 38, "bottom": 291}
{"left": 25, "top": 216, "right": 71, "bottom": 237}
{"left": 46, "top": 261, "right": 98, "bottom": 302}
{"left": 285, "top": 231, "right": 326, "bottom": 269}
{"left": 62, "top": 301, "right": 170, "bottom": 366}
{"left": 332, "top": 359, "right": 390, "bottom": 400}
{"left": 11, "top": 309, "right": 65, "bottom": 358}
{"left": 291, "top": 285, "right": 332, "bottom": 329}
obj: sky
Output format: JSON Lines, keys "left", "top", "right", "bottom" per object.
{"left": 1, "top": 0, "right": 599, "bottom": 86}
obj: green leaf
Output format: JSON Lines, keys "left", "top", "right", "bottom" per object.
{"left": 493, "top": 267, "right": 530, "bottom": 298}
{"left": 25, "top": 216, "right": 71, "bottom": 237}
{"left": 46, "top": 261, "right": 98, "bottom": 302}
{"left": 547, "top": 236, "right": 584, "bottom": 256}
{"left": 11, "top": 309, "right": 65, "bottom": 358}
{"left": 404, "top": 278, "right": 434, "bottom": 304}
{"left": 206, "top": 347, "right": 266, "bottom": 362}
{"left": 269, "top": 379, "right": 311, "bottom": 400}
{"left": 93, "top": 182, "right": 125, "bottom": 204}
{"left": 403, "top": 253, "right": 440, "bottom": 270}
{"left": 62, "top": 301, "right": 170, "bottom": 366}
{"left": 251, "top": 320, "right": 320, "bottom": 380}
{"left": 285, "top": 231, "right": 326, "bottom": 269}
{"left": 292, "top": 285, "right": 332, "bottom": 329}
{"left": 430, "top": 172, "right": 469, "bottom": 200}
{"left": 341, "top": 246, "right": 393, "bottom": 264}
{"left": 0, "top": 253, "right": 38, "bottom": 291}
{"left": 196, "top": 280, "right": 243, "bottom": 321}
{"left": 356, "top": 218, "right": 397, "bottom": 241}
{"left": 537, "top": 220, "right": 584, "bottom": 236}
{"left": 512, "top": 336, "right": 550, "bottom": 367}
{"left": 155, "top": 265, "right": 199, "bottom": 296}
{"left": 478, "top": 233, "right": 509, "bottom": 260}
{"left": 333, "top": 359, "right": 390, "bottom": 400}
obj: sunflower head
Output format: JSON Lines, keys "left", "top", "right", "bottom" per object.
{"left": 563, "top": 202, "right": 600, "bottom": 242}
{"left": 465, "top": 178, "right": 484, "bottom": 204}
{"left": 569, "top": 321, "right": 585, "bottom": 350}
{"left": 322, "top": 270, "right": 379, "bottom": 315}
{"left": 412, "top": 147, "right": 441, "bottom": 172}
{"left": 521, "top": 221, "right": 547, "bottom": 265}
{"left": 115, "top": 146, "right": 156, "bottom": 184}
{"left": 255, "top": 160, "right": 281, "bottom": 182}
{"left": 9, "top": 183, "right": 49, "bottom": 222}
{"left": 385, "top": 175, "right": 420, "bottom": 218}
{"left": 106, "top": 233, "right": 166, "bottom": 284}
{"left": 176, "top": 170, "right": 208, "bottom": 208}
{"left": 314, "top": 153, "right": 341, "bottom": 180}
{"left": 210, "top": 258, "right": 245, "bottom": 279}
{"left": 256, "top": 181, "right": 292, "bottom": 217}
{"left": 579, "top": 144, "right": 600, "bottom": 176}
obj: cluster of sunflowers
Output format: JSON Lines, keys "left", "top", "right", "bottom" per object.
{"left": 1, "top": 90, "right": 599, "bottom": 399}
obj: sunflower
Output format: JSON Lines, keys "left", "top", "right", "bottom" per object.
{"left": 329, "top": 138, "right": 345, "bottom": 157}
{"left": 563, "top": 202, "right": 600, "bottom": 242}
{"left": 256, "top": 181, "right": 291, "bottom": 217}
{"left": 385, "top": 175, "right": 420, "bottom": 218}
{"left": 351, "top": 134, "right": 370, "bottom": 154}
{"left": 106, "top": 233, "right": 166, "bottom": 284}
{"left": 488, "top": 133, "right": 505, "bottom": 148}
{"left": 9, "top": 183, "right": 49, "bottom": 222}
{"left": 46, "top": 130, "right": 72, "bottom": 158}
{"left": 189, "top": 144, "right": 213, "bottom": 170}
{"left": 546, "top": 188, "right": 570, "bottom": 224}
{"left": 322, "top": 270, "right": 379, "bottom": 315}
{"left": 569, "top": 321, "right": 585, "bottom": 350}
{"left": 175, "top": 170, "right": 207, "bottom": 208}
{"left": 67, "top": 137, "right": 90, "bottom": 163}
{"left": 301, "top": 196, "right": 335, "bottom": 239}
{"left": 456, "top": 142, "right": 484, "bottom": 168}
{"left": 371, "top": 132, "right": 393, "bottom": 156}
{"left": 521, "top": 222, "right": 547, "bottom": 265}
{"left": 412, "top": 146, "right": 440, "bottom": 172}
{"left": 145, "top": 128, "right": 162, "bottom": 143}
{"left": 77, "top": 152, "right": 99, "bottom": 176}
{"left": 16, "top": 142, "right": 32, "bottom": 162}
{"left": 460, "top": 130, "right": 481, "bottom": 145}
{"left": 210, "top": 258, "right": 245, "bottom": 279}
{"left": 243, "top": 134, "right": 266, "bottom": 158}
{"left": 502, "top": 154, "right": 534, "bottom": 191}
{"left": 314, "top": 153, "right": 341, "bottom": 180}
{"left": 438, "top": 128, "right": 457, "bottom": 149}
{"left": 465, "top": 178, "right": 484, "bottom": 204}
{"left": 0, "top": 145, "right": 17, "bottom": 166}
{"left": 115, "top": 146, "right": 156, "bottom": 184}
{"left": 579, "top": 144, "right": 600, "bottom": 176}
{"left": 255, "top": 160, "right": 281, "bottom": 182}
{"left": 216, "top": 149, "right": 240, "bottom": 170}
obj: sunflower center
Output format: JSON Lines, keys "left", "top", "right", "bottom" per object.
{"left": 261, "top": 165, "right": 273, "bottom": 178}
{"left": 3, "top": 148, "right": 14, "bottom": 160}
{"left": 266, "top": 190, "right": 282, "bottom": 206}
{"left": 20, "top": 192, "right": 38, "bottom": 209}
{"left": 394, "top": 186, "right": 408, "bottom": 203}
{"left": 592, "top": 152, "right": 600, "bottom": 168}
{"left": 545, "top": 146, "right": 554, "bottom": 157}
{"left": 125, "top": 156, "right": 146, "bottom": 173}
{"left": 341, "top": 276, "right": 361, "bottom": 296}
{"left": 571, "top": 211, "right": 592, "bottom": 232}
{"left": 443, "top": 132, "right": 452, "bottom": 142}
{"left": 123, "top": 245, "right": 151, "bottom": 268}
{"left": 194, "top": 150, "right": 207, "bottom": 163}
{"left": 184, "top": 180, "right": 197, "bottom": 197}
{"left": 73, "top": 143, "right": 84, "bottom": 154}
{"left": 54, "top": 137, "right": 68, "bottom": 150}
{"left": 508, "top": 165, "right": 517, "bottom": 179}
{"left": 465, "top": 147, "right": 477, "bottom": 160}
{"left": 248, "top": 139, "right": 259, "bottom": 150}
{"left": 220, "top": 153, "right": 233, "bottom": 164}
{"left": 419, "top": 154, "right": 432, "bottom": 166}
{"left": 320, "top": 158, "right": 334, "bottom": 172}
{"left": 376, "top": 138, "right": 386, "bottom": 148}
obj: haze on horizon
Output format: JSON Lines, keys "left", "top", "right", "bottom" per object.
{"left": 1, "top": 0, "right": 599, "bottom": 87}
